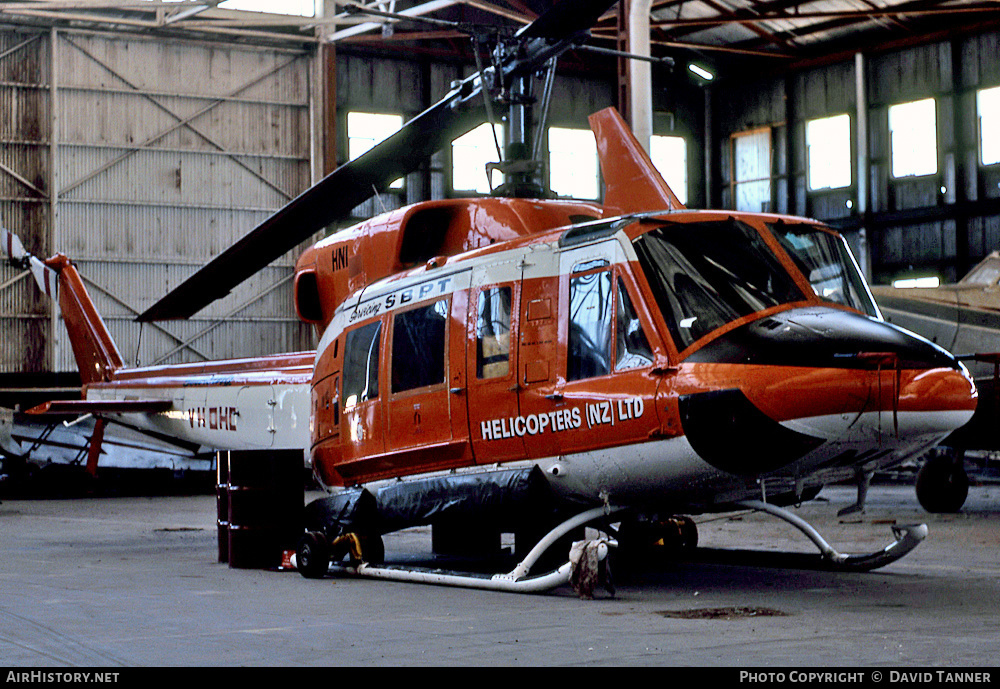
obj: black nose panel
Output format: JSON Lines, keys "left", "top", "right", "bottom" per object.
{"left": 685, "top": 307, "right": 958, "bottom": 370}
{"left": 679, "top": 388, "right": 824, "bottom": 475}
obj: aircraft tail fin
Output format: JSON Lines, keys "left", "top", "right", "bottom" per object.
{"left": 588, "top": 107, "right": 685, "bottom": 214}
{"left": 3, "top": 228, "right": 124, "bottom": 384}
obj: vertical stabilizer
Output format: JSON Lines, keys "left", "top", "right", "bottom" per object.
{"left": 588, "top": 107, "right": 685, "bottom": 214}
{"left": 45, "top": 255, "right": 125, "bottom": 384}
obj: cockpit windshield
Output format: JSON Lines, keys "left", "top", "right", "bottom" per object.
{"left": 768, "top": 222, "right": 879, "bottom": 318}
{"left": 633, "top": 218, "right": 806, "bottom": 351}
{"left": 959, "top": 254, "right": 1000, "bottom": 286}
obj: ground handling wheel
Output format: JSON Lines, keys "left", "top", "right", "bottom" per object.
{"left": 916, "top": 450, "right": 969, "bottom": 513}
{"left": 296, "top": 530, "right": 330, "bottom": 579}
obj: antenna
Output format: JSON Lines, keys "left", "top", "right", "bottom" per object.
{"left": 372, "top": 185, "right": 389, "bottom": 215}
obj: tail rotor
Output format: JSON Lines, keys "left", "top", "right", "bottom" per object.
{"left": 2, "top": 228, "right": 58, "bottom": 300}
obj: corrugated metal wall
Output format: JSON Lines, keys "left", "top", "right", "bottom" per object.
{"left": 0, "top": 29, "right": 52, "bottom": 373}
{"left": 3, "top": 30, "right": 618, "bottom": 379}
{"left": 0, "top": 27, "right": 315, "bottom": 374}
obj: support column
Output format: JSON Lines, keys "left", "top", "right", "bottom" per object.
{"left": 950, "top": 39, "right": 970, "bottom": 278}
{"left": 855, "top": 52, "right": 872, "bottom": 280}
{"left": 628, "top": 0, "right": 653, "bottom": 153}
{"left": 48, "top": 27, "right": 61, "bottom": 371}
{"left": 616, "top": 0, "right": 630, "bottom": 123}
{"left": 321, "top": 41, "right": 338, "bottom": 177}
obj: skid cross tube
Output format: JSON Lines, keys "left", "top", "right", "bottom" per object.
{"left": 322, "top": 505, "right": 619, "bottom": 594}
{"left": 737, "top": 499, "right": 928, "bottom": 571}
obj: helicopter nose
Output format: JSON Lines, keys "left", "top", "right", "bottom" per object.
{"left": 734, "top": 306, "right": 979, "bottom": 438}
{"left": 679, "top": 306, "right": 977, "bottom": 476}
{"left": 892, "top": 359, "right": 978, "bottom": 433}
{"left": 688, "top": 304, "right": 964, "bottom": 372}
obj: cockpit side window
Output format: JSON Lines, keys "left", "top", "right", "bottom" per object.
{"left": 633, "top": 218, "right": 806, "bottom": 351}
{"left": 568, "top": 268, "right": 613, "bottom": 381}
{"left": 342, "top": 319, "right": 382, "bottom": 408}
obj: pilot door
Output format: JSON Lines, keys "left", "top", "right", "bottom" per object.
{"left": 518, "top": 240, "right": 663, "bottom": 460}
{"left": 466, "top": 265, "right": 525, "bottom": 463}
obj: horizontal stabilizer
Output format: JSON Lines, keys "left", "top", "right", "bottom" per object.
{"left": 26, "top": 399, "right": 173, "bottom": 416}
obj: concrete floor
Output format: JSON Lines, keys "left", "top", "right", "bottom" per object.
{"left": 1, "top": 483, "right": 998, "bottom": 667}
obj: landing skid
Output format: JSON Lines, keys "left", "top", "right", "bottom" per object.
{"left": 294, "top": 499, "right": 927, "bottom": 595}
{"left": 296, "top": 505, "right": 621, "bottom": 597}
{"left": 736, "top": 500, "right": 928, "bottom": 572}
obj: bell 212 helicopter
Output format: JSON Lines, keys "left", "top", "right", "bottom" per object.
{"left": 1, "top": 0, "right": 979, "bottom": 596}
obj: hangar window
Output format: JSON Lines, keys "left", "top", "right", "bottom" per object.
{"left": 568, "top": 268, "right": 613, "bottom": 381}
{"left": 806, "top": 114, "right": 852, "bottom": 190}
{"left": 342, "top": 320, "right": 382, "bottom": 408}
{"left": 889, "top": 98, "right": 938, "bottom": 178}
{"left": 979, "top": 86, "right": 1000, "bottom": 166}
{"left": 476, "top": 287, "right": 512, "bottom": 379}
{"left": 650, "top": 135, "right": 688, "bottom": 205}
{"left": 731, "top": 128, "right": 772, "bottom": 212}
{"left": 453, "top": 123, "right": 505, "bottom": 194}
{"left": 548, "top": 127, "right": 600, "bottom": 200}
{"left": 392, "top": 300, "right": 448, "bottom": 393}
{"left": 347, "top": 111, "right": 404, "bottom": 189}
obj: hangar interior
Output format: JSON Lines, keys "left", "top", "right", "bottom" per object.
{"left": 0, "top": 0, "right": 998, "bottom": 407}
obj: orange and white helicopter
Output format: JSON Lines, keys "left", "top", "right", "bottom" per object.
{"left": 1, "top": 0, "right": 979, "bottom": 596}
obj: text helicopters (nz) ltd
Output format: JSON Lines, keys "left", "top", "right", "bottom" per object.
{"left": 0, "top": 0, "right": 977, "bottom": 597}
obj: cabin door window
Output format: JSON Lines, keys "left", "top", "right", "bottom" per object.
{"left": 386, "top": 299, "right": 454, "bottom": 453}
{"left": 476, "top": 286, "right": 513, "bottom": 379}
{"left": 468, "top": 282, "right": 524, "bottom": 463}
{"left": 391, "top": 300, "right": 448, "bottom": 393}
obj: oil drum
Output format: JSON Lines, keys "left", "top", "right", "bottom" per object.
{"left": 216, "top": 450, "right": 230, "bottom": 564}
{"left": 224, "top": 449, "right": 304, "bottom": 569}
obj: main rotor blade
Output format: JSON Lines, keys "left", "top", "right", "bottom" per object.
{"left": 138, "top": 85, "right": 486, "bottom": 322}
{"left": 517, "top": 0, "right": 616, "bottom": 39}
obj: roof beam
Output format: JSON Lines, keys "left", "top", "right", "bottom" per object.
{"left": 650, "top": 3, "right": 1000, "bottom": 28}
